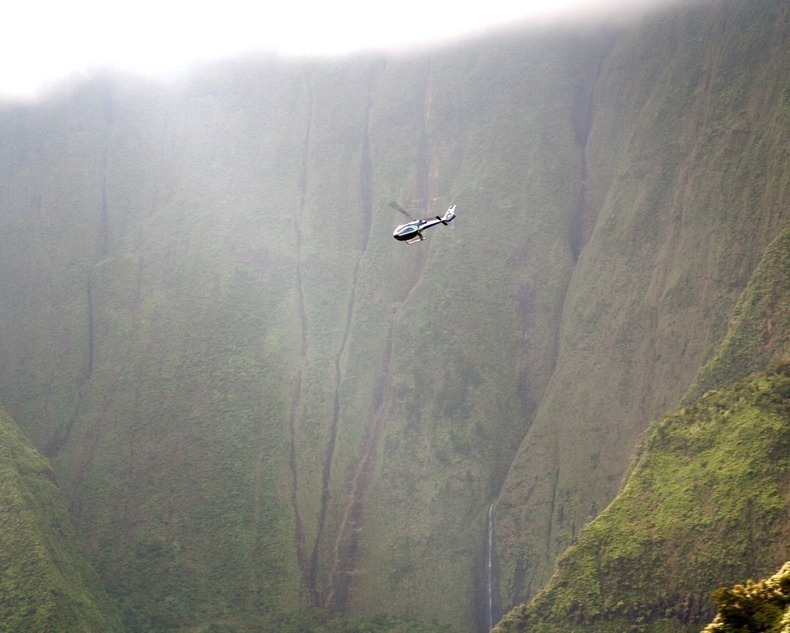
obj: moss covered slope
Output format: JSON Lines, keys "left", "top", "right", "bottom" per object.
{"left": 0, "top": 406, "right": 123, "bottom": 631}
{"left": 493, "top": 225, "right": 790, "bottom": 631}
{"left": 494, "top": 0, "right": 789, "bottom": 607}
{"left": 703, "top": 561, "right": 790, "bottom": 633}
{"left": 685, "top": 229, "right": 790, "bottom": 402}
{"left": 493, "top": 363, "right": 789, "bottom": 633}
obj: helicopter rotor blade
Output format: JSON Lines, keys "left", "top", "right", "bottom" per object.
{"left": 389, "top": 201, "right": 416, "bottom": 221}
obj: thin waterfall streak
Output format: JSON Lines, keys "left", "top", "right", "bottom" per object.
{"left": 487, "top": 503, "right": 494, "bottom": 631}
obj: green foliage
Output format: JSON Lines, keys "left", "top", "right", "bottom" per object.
{"left": 493, "top": 0, "right": 790, "bottom": 609}
{"left": 171, "top": 609, "right": 461, "bottom": 633}
{"left": 493, "top": 364, "right": 790, "bottom": 633}
{"left": 702, "top": 562, "right": 790, "bottom": 633}
{"left": 0, "top": 406, "right": 123, "bottom": 632}
{"left": 685, "top": 229, "right": 790, "bottom": 402}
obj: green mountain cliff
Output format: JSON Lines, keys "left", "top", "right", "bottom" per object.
{"left": 0, "top": 1, "right": 786, "bottom": 631}
{"left": 493, "top": 362, "right": 789, "bottom": 633}
{"left": 493, "top": 0, "right": 788, "bottom": 609}
{"left": 491, "top": 231, "right": 789, "bottom": 633}
{"left": 0, "top": 406, "right": 123, "bottom": 631}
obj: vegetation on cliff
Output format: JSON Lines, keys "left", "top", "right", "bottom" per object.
{"left": 702, "top": 561, "right": 790, "bottom": 633}
{"left": 493, "top": 219, "right": 789, "bottom": 632}
{"left": 492, "top": 363, "right": 789, "bottom": 633}
{"left": 494, "top": 0, "right": 789, "bottom": 610}
{"left": 685, "top": 230, "right": 790, "bottom": 402}
{"left": 0, "top": 406, "right": 123, "bottom": 632}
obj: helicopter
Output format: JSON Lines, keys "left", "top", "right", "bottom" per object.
{"left": 390, "top": 202, "right": 456, "bottom": 244}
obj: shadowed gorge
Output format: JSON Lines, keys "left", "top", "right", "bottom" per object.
{"left": 0, "top": 1, "right": 787, "bottom": 632}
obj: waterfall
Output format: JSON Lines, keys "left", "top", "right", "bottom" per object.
{"left": 487, "top": 503, "right": 495, "bottom": 630}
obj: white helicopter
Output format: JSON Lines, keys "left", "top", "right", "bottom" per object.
{"left": 390, "top": 202, "right": 456, "bottom": 244}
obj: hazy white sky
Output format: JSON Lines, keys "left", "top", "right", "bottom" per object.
{"left": 2, "top": 0, "right": 667, "bottom": 99}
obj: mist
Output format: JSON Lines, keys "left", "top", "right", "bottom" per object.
{"left": 2, "top": 0, "right": 696, "bottom": 101}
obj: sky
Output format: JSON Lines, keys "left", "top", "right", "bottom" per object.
{"left": 2, "top": 0, "right": 672, "bottom": 100}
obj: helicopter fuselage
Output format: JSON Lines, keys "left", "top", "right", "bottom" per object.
{"left": 393, "top": 205, "right": 456, "bottom": 243}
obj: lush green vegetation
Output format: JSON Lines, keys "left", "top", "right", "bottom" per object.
{"left": 702, "top": 562, "right": 790, "bottom": 633}
{"left": 686, "top": 229, "right": 789, "bottom": 402}
{"left": 492, "top": 364, "right": 789, "bottom": 632}
{"left": 0, "top": 406, "right": 123, "bottom": 631}
{"left": 493, "top": 0, "right": 790, "bottom": 609}
{"left": 178, "top": 610, "right": 461, "bottom": 633}
{"left": 493, "top": 216, "right": 789, "bottom": 631}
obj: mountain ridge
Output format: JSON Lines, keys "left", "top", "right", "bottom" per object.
{"left": 493, "top": 0, "right": 788, "bottom": 610}
{"left": 492, "top": 228, "right": 789, "bottom": 632}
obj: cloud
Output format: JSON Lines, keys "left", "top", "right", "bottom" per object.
{"left": 1, "top": 0, "right": 689, "bottom": 99}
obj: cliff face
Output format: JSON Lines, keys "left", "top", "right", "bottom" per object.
{"left": 0, "top": 36, "right": 587, "bottom": 631}
{"left": 0, "top": 1, "right": 786, "bottom": 631}
{"left": 0, "top": 406, "right": 123, "bottom": 631}
{"left": 493, "top": 229, "right": 789, "bottom": 633}
{"left": 493, "top": 363, "right": 790, "bottom": 633}
{"left": 493, "top": 0, "right": 789, "bottom": 610}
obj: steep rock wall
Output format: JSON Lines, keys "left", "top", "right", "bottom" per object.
{"left": 494, "top": 0, "right": 789, "bottom": 610}
{"left": 493, "top": 229, "right": 790, "bottom": 633}
{"left": 0, "top": 405, "right": 123, "bottom": 631}
{"left": 0, "top": 43, "right": 586, "bottom": 629}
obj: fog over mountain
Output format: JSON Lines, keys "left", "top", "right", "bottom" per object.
{"left": 4, "top": 0, "right": 690, "bottom": 99}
